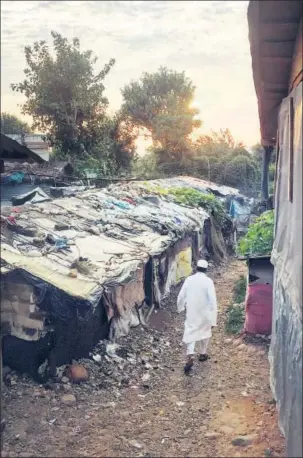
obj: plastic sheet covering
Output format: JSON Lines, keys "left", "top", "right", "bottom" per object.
{"left": 0, "top": 176, "right": 226, "bottom": 367}
{"left": 244, "top": 283, "right": 272, "bottom": 335}
{"left": 269, "top": 277, "right": 302, "bottom": 458}
{"left": 1, "top": 267, "right": 109, "bottom": 366}
{"left": 49, "top": 185, "right": 95, "bottom": 198}
{"left": 2, "top": 268, "right": 100, "bottom": 321}
{"left": 175, "top": 247, "right": 192, "bottom": 283}
{"left": 150, "top": 176, "right": 240, "bottom": 197}
{"left": 1, "top": 242, "right": 103, "bottom": 307}
{"left": 271, "top": 81, "right": 302, "bottom": 315}
{"left": 109, "top": 308, "right": 140, "bottom": 340}
{"left": 270, "top": 82, "right": 302, "bottom": 458}
{"left": 229, "top": 197, "right": 252, "bottom": 234}
{"left": 11, "top": 187, "right": 51, "bottom": 206}
{"left": 0, "top": 176, "right": 229, "bottom": 356}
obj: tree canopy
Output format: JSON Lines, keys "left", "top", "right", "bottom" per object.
{"left": 11, "top": 31, "right": 115, "bottom": 154}
{"left": 133, "top": 128, "right": 261, "bottom": 196}
{"left": 1, "top": 112, "right": 31, "bottom": 135}
{"left": 8, "top": 33, "right": 264, "bottom": 192}
{"left": 121, "top": 67, "right": 201, "bottom": 162}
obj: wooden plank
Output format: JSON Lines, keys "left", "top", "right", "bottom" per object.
{"left": 288, "top": 97, "right": 294, "bottom": 203}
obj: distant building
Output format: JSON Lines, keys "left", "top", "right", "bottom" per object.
{"left": 0, "top": 133, "right": 46, "bottom": 164}
{"left": 5, "top": 134, "right": 51, "bottom": 162}
{"left": 248, "top": 2, "right": 302, "bottom": 457}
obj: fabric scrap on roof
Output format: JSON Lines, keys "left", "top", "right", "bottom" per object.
{"left": 0, "top": 178, "right": 211, "bottom": 308}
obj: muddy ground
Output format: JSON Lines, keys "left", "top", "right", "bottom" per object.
{"left": 1, "top": 259, "right": 285, "bottom": 457}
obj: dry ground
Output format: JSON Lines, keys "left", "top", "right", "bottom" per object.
{"left": 1, "top": 259, "right": 285, "bottom": 457}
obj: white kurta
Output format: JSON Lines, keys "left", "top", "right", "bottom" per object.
{"left": 177, "top": 272, "right": 218, "bottom": 343}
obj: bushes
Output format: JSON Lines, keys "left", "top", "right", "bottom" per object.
{"left": 225, "top": 304, "right": 245, "bottom": 334}
{"left": 233, "top": 275, "right": 247, "bottom": 304}
{"left": 225, "top": 275, "right": 247, "bottom": 334}
{"left": 169, "top": 187, "right": 227, "bottom": 224}
{"left": 145, "top": 185, "right": 228, "bottom": 226}
{"left": 237, "top": 210, "right": 274, "bottom": 257}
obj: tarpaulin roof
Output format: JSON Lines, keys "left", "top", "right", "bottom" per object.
{"left": 1, "top": 178, "right": 211, "bottom": 304}
{"left": 151, "top": 176, "right": 240, "bottom": 197}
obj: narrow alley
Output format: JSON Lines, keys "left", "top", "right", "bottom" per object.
{"left": 2, "top": 260, "right": 284, "bottom": 458}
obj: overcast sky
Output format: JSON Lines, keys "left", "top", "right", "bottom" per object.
{"left": 1, "top": 0, "right": 260, "bottom": 152}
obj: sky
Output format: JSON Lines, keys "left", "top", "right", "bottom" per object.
{"left": 1, "top": 0, "right": 260, "bottom": 154}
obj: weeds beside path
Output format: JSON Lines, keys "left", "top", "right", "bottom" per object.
{"left": 2, "top": 259, "right": 284, "bottom": 457}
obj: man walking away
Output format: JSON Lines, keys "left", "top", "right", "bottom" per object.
{"left": 177, "top": 259, "right": 218, "bottom": 375}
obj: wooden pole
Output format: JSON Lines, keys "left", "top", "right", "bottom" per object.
{"left": 261, "top": 146, "right": 273, "bottom": 202}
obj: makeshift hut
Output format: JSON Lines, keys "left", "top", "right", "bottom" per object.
{"left": 0, "top": 178, "right": 223, "bottom": 376}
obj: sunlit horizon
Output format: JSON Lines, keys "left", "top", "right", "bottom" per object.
{"left": 1, "top": 0, "right": 261, "bottom": 153}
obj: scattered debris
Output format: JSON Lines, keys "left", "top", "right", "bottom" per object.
{"left": 1, "top": 261, "right": 284, "bottom": 458}
{"left": 129, "top": 439, "right": 144, "bottom": 449}
{"left": 142, "top": 373, "right": 150, "bottom": 383}
{"left": 231, "top": 434, "right": 258, "bottom": 447}
{"left": 61, "top": 394, "right": 76, "bottom": 405}
{"left": 65, "top": 365, "right": 89, "bottom": 384}
{"left": 204, "top": 432, "right": 221, "bottom": 439}
{"left": 176, "top": 401, "right": 185, "bottom": 407}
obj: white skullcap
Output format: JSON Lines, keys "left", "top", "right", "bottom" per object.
{"left": 197, "top": 259, "right": 208, "bottom": 269}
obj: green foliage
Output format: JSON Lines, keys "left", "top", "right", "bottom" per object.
{"left": 10, "top": 32, "right": 136, "bottom": 174}
{"left": 193, "top": 130, "right": 261, "bottom": 194}
{"left": 130, "top": 128, "right": 262, "bottom": 196}
{"left": 73, "top": 154, "right": 116, "bottom": 178}
{"left": 11, "top": 31, "right": 115, "bottom": 155}
{"left": 133, "top": 129, "right": 261, "bottom": 195}
{"left": 233, "top": 275, "right": 247, "bottom": 304}
{"left": 225, "top": 274, "right": 247, "bottom": 334}
{"left": 237, "top": 210, "right": 274, "bottom": 256}
{"left": 1, "top": 112, "right": 31, "bottom": 135}
{"left": 222, "top": 154, "right": 260, "bottom": 191}
{"left": 251, "top": 143, "right": 263, "bottom": 165}
{"left": 122, "top": 66, "right": 201, "bottom": 161}
{"left": 88, "top": 114, "right": 137, "bottom": 173}
{"left": 132, "top": 151, "right": 158, "bottom": 178}
{"left": 147, "top": 185, "right": 227, "bottom": 225}
{"left": 225, "top": 303, "right": 245, "bottom": 334}
{"left": 268, "top": 163, "right": 275, "bottom": 181}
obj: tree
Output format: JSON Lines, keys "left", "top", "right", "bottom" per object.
{"left": 11, "top": 31, "right": 115, "bottom": 154}
{"left": 222, "top": 154, "right": 260, "bottom": 192}
{"left": 251, "top": 143, "right": 276, "bottom": 200}
{"left": 194, "top": 128, "right": 241, "bottom": 157}
{"left": 251, "top": 143, "right": 263, "bottom": 165}
{"left": 121, "top": 67, "right": 201, "bottom": 162}
{"left": 87, "top": 113, "right": 138, "bottom": 174}
{"left": 1, "top": 112, "right": 31, "bottom": 135}
{"left": 191, "top": 129, "right": 261, "bottom": 194}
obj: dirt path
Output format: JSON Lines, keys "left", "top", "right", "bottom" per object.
{"left": 2, "top": 260, "right": 285, "bottom": 457}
